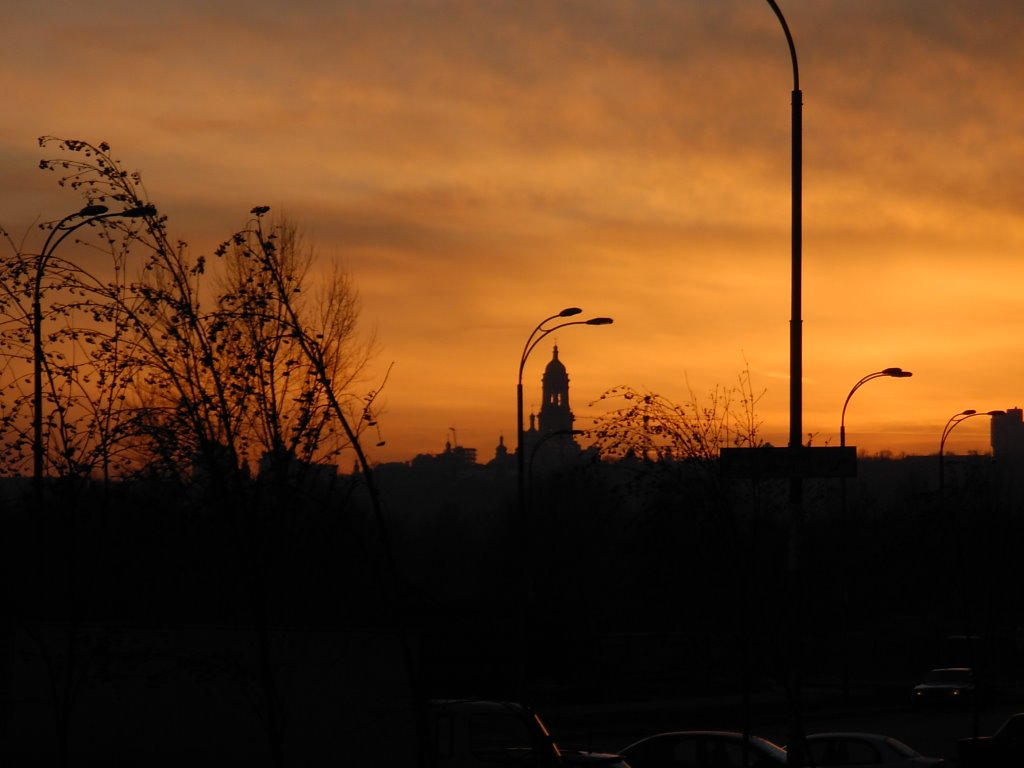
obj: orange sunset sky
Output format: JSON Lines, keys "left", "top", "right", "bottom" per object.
{"left": 3, "top": 0, "right": 1024, "bottom": 464}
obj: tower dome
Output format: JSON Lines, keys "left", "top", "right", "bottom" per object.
{"left": 544, "top": 345, "right": 567, "bottom": 376}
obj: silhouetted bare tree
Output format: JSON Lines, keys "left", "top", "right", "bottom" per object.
{"left": 587, "top": 363, "right": 765, "bottom": 462}
{"left": 213, "top": 216, "right": 378, "bottom": 480}
{"left": 0, "top": 137, "right": 390, "bottom": 767}
{"left": 9, "top": 137, "right": 382, "bottom": 482}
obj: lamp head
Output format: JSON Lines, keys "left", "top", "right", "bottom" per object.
{"left": 586, "top": 317, "right": 614, "bottom": 326}
{"left": 986, "top": 410, "right": 1006, "bottom": 417}
{"left": 882, "top": 367, "right": 912, "bottom": 378}
{"left": 962, "top": 409, "right": 978, "bottom": 416}
{"left": 79, "top": 204, "right": 109, "bottom": 217}
{"left": 121, "top": 204, "right": 157, "bottom": 218}
{"left": 559, "top": 307, "right": 583, "bottom": 317}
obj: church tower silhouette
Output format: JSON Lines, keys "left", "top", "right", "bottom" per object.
{"left": 538, "top": 345, "right": 574, "bottom": 435}
{"left": 519, "top": 344, "right": 581, "bottom": 473}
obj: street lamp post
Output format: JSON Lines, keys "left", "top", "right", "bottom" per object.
{"left": 765, "top": 0, "right": 802, "bottom": 457}
{"left": 939, "top": 409, "right": 975, "bottom": 498}
{"left": 840, "top": 368, "right": 913, "bottom": 449}
{"left": 939, "top": 409, "right": 1004, "bottom": 497}
{"left": 938, "top": 407, "right": 1003, "bottom": 744}
{"left": 516, "top": 309, "right": 612, "bottom": 516}
{"left": 838, "top": 366, "right": 912, "bottom": 703}
{"left": 762, "top": 3, "right": 806, "bottom": 764}
{"left": 514, "top": 308, "right": 611, "bottom": 699}
{"left": 32, "top": 203, "right": 155, "bottom": 503}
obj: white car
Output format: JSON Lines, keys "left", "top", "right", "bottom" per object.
{"left": 621, "top": 731, "right": 787, "bottom": 768}
{"left": 805, "top": 732, "right": 944, "bottom": 768}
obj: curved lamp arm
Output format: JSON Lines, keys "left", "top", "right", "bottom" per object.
{"left": 519, "top": 316, "right": 613, "bottom": 385}
{"left": 765, "top": 0, "right": 800, "bottom": 90}
{"left": 839, "top": 367, "right": 913, "bottom": 447}
{"left": 518, "top": 307, "right": 580, "bottom": 384}
{"left": 940, "top": 409, "right": 1005, "bottom": 456}
{"left": 32, "top": 203, "right": 157, "bottom": 494}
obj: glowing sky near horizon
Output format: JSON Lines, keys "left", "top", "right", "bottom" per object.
{"left": 4, "top": 0, "right": 1024, "bottom": 463}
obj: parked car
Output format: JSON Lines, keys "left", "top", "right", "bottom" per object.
{"left": 957, "top": 712, "right": 1024, "bottom": 768}
{"left": 620, "top": 731, "right": 786, "bottom": 768}
{"left": 805, "top": 732, "right": 944, "bottom": 768}
{"left": 911, "top": 667, "right": 975, "bottom": 708}
{"left": 426, "top": 698, "right": 563, "bottom": 767}
{"left": 561, "top": 751, "right": 633, "bottom": 767}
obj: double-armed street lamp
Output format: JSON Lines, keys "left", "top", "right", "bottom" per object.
{"left": 32, "top": 203, "right": 156, "bottom": 502}
{"left": 514, "top": 309, "right": 610, "bottom": 698}
{"left": 939, "top": 409, "right": 1005, "bottom": 497}
{"left": 516, "top": 308, "right": 612, "bottom": 516}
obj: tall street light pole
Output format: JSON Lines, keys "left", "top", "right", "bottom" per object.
{"left": 32, "top": 203, "right": 155, "bottom": 504}
{"left": 838, "top": 366, "right": 912, "bottom": 703}
{"left": 762, "top": 3, "right": 805, "bottom": 764}
{"left": 765, "top": 0, "right": 802, "bottom": 456}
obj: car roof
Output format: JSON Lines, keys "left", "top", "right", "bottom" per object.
{"left": 623, "top": 731, "right": 784, "bottom": 750}
{"left": 426, "top": 698, "right": 529, "bottom": 714}
{"left": 634, "top": 731, "right": 771, "bottom": 738}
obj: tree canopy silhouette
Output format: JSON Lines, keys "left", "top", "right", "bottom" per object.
{"left": 0, "top": 137, "right": 382, "bottom": 486}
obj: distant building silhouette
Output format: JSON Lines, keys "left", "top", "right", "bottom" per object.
{"left": 991, "top": 408, "right": 1024, "bottom": 505}
{"left": 488, "top": 434, "right": 515, "bottom": 472}
{"left": 256, "top": 446, "right": 338, "bottom": 492}
{"left": 992, "top": 408, "right": 1024, "bottom": 458}
{"left": 412, "top": 439, "right": 477, "bottom": 470}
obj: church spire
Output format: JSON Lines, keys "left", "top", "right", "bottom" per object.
{"left": 539, "top": 344, "right": 573, "bottom": 434}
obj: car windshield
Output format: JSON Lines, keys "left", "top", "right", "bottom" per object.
{"left": 885, "top": 738, "right": 922, "bottom": 758}
{"left": 995, "top": 716, "right": 1024, "bottom": 739}
{"left": 754, "top": 738, "right": 787, "bottom": 762}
